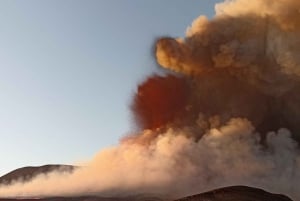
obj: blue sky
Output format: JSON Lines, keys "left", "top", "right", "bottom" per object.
{"left": 0, "top": 0, "right": 219, "bottom": 175}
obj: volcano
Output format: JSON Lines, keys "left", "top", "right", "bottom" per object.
{"left": 0, "top": 165, "right": 75, "bottom": 185}
{"left": 0, "top": 166, "right": 294, "bottom": 201}
{"left": 1, "top": 0, "right": 300, "bottom": 200}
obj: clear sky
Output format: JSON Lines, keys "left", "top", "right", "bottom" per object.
{"left": 0, "top": 0, "right": 220, "bottom": 175}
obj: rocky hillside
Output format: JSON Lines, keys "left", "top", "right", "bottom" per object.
{"left": 174, "top": 186, "right": 293, "bottom": 201}
{"left": 0, "top": 166, "right": 293, "bottom": 201}
{"left": 0, "top": 165, "right": 75, "bottom": 185}
{"left": 0, "top": 186, "right": 293, "bottom": 201}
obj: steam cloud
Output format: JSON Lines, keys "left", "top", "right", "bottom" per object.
{"left": 1, "top": 0, "right": 300, "bottom": 200}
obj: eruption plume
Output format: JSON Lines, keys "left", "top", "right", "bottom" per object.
{"left": 131, "top": 74, "right": 190, "bottom": 130}
{"left": 1, "top": 0, "right": 300, "bottom": 200}
{"left": 156, "top": 0, "right": 300, "bottom": 140}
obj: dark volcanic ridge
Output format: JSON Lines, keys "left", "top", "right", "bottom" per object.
{"left": 0, "top": 165, "right": 75, "bottom": 186}
{"left": 0, "top": 186, "right": 293, "bottom": 201}
{"left": 0, "top": 166, "right": 294, "bottom": 200}
{"left": 175, "top": 186, "right": 293, "bottom": 201}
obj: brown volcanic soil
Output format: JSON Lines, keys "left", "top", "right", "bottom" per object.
{"left": 0, "top": 165, "right": 75, "bottom": 185}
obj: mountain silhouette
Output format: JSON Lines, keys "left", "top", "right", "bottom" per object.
{"left": 0, "top": 166, "right": 293, "bottom": 201}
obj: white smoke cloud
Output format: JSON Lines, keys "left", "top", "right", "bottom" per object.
{"left": 0, "top": 118, "right": 299, "bottom": 200}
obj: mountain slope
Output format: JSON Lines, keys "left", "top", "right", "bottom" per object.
{"left": 0, "top": 165, "right": 75, "bottom": 185}
{"left": 175, "top": 186, "right": 293, "bottom": 201}
{"left": 0, "top": 166, "right": 294, "bottom": 201}
{"left": 0, "top": 186, "right": 293, "bottom": 201}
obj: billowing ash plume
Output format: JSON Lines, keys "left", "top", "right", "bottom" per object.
{"left": 1, "top": 0, "right": 300, "bottom": 200}
{"left": 156, "top": 0, "right": 300, "bottom": 140}
{"left": 131, "top": 75, "right": 190, "bottom": 130}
